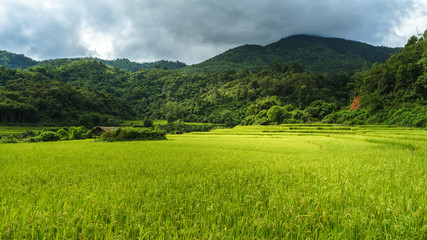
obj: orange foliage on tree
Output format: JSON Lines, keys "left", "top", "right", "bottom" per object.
{"left": 350, "top": 95, "right": 360, "bottom": 111}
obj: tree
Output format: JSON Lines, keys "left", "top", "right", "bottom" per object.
{"left": 304, "top": 100, "right": 335, "bottom": 121}
{"left": 297, "top": 85, "right": 309, "bottom": 109}
{"left": 143, "top": 117, "right": 153, "bottom": 127}
{"left": 165, "top": 102, "right": 185, "bottom": 123}
{"left": 267, "top": 106, "right": 289, "bottom": 125}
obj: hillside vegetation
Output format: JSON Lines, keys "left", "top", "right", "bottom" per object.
{"left": 0, "top": 51, "right": 186, "bottom": 71}
{"left": 0, "top": 32, "right": 426, "bottom": 128}
{"left": 328, "top": 31, "right": 427, "bottom": 127}
{"left": 0, "top": 50, "right": 38, "bottom": 69}
{"left": 186, "top": 35, "right": 400, "bottom": 73}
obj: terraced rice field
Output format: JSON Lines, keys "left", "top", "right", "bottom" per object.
{"left": 0, "top": 125, "right": 426, "bottom": 239}
{"left": 0, "top": 126, "right": 54, "bottom": 137}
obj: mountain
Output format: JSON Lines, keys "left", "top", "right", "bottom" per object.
{"left": 0, "top": 50, "right": 39, "bottom": 69}
{"left": 39, "top": 58, "right": 187, "bottom": 71}
{"left": 1, "top": 33, "right": 425, "bottom": 128}
{"left": 0, "top": 50, "right": 187, "bottom": 71}
{"left": 186, "top": 35, "right": 400, "bottom": 73}
{"left": 349, "top": 32, "right": 427, "bottom": 127}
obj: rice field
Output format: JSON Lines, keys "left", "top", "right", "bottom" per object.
{"left": 0, "top": 125, "right": 426, "bottom": 239}
{"left": 0, "top": 126, "right": 55, "bottom": 137}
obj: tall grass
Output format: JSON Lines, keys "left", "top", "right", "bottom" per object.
{"left": 0, "top": 125, "right": 426, "bottom": 239}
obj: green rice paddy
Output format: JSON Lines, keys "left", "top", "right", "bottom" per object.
{"left": 0, "top": 126, "right": 54, "bottom": 137}
{"left": 0, "top": 125, "right": 426, "bottom": 239}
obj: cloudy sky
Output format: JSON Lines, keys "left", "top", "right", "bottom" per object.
{"left": 1, "top": 0, "right": 426, "bottom": 64}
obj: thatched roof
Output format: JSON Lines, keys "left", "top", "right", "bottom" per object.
{"left": 90, "top": 126, "right": 117, "bottom": 135}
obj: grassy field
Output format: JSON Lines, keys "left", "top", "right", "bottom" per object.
{"left": 0, "top": 126, "right": 57, "bottom": 137}
{"left": 0, "top": 125, "right": 426, "bottom": 239}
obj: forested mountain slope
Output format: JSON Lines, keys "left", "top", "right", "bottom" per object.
{"left": 0, "top": 51, "right": 38, "bottom": 69}
{"left": 0, "top": 50, "right": 186, "bottom": 71}
{"left": 345, "top": 31, "right": 427, "bottom": 127}
{"left": 186, "top": 35, "right": 400, "bottom": 73}
{"left": 0, "top": 33, "right": 425, "bottom": 128}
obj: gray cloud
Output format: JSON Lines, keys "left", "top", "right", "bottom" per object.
{"left": 0, "top": 0, "right": 425, "bottom": 64}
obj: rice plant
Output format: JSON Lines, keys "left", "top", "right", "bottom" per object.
{"left": 0, "top": 125, "right": 425, "bottom": 239}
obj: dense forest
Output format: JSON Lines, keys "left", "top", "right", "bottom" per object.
{"left": 185, "top": 35, "right": 400, "bottom": 73}
{"left": 0, "top": 33, "right": 425, "bottom": 128}
{"left": 0, "top": 51, "right": 187, "bottom": 71}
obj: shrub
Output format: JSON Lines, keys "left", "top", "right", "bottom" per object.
{"left": 143, "top": 117, "right": 154, "bottom": 128}
{"left": 36, "top": 131, "right": 60, "bottom": 142}
{"left": 69, "top": 127, "right": 87, "bottom": 140}
{"left": 158, "top": 122, "right": 219, "bottom": 133}
{"left": 100, "top": 127, "right": 167, "bottom": 142}
{"left": 0, "top": 137, "right": 18, "bottom": 144}
{"left": 292, "top": 110, "right": 304, "bottom": 122}
{"left": 267, "top": 106, "right": 291, "bottom": 125}
{"left": 242, "top": 115, "right": 255, "bottom": 125}
{"left": 304, "top": 100, "right": 336, "bottom": 121}
{"left": 20, "top": 130, "right": 38, "bottom": 139}
{"left": 254, "top": 110, "right": 270, "bottom": 125}
{"left": 323, "top": 110, "right": 368, "bottom": 125}
{"left": 283, "top": 104, "right": 296, "bottom": 112}
{"left": 56, "top": 128, "right": 70, "bottom": 140}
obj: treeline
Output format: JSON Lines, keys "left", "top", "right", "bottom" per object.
{"left": 0, "top": 50, "right": 187, "bottom": 71}
{"left": 1, "top": 126, "right": 167, "bottom": 143}
{"left": 39, "top": 58, "right": 187, "bottom": 71}
{"left": 0, "top": 64, "right": 132, "bottom": 126}
{"left": 347, "top": 31, "right": 427, "bottom": 127}
{"left": 185, "top": 35, "right": 400, "bottom": 74}
{"left": 0, "top": 59, "right": 353, "bottom": 127}
{"left": 0, "top": 50, "right": 38, "bottom": 69}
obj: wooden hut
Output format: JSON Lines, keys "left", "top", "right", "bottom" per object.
{"left": 89, "top": 126, "right": 117, "bottom": 135}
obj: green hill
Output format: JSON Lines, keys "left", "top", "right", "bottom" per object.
{"left": 185, "top": 35, "right": 400, "bottom": 73}
{"left": 1, "top": 33, "right": 425, "bottom": 128}
{"left": 39, "top": 58, "right": 187, "bottom": 71}
{"left": 0, "top": 50, "right": 39, "bottom": 69}
{"left": 0, "top": 50, "right": 187, "bottom": 71}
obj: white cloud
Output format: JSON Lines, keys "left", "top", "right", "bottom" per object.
{"left": 0, "top": 0, "right": 425, "bottom": 64}
{"left": 78, "top": 21, "right": 115, "bottom": 59}
{"left": 381, "top": 0, "right": 427, "bottom": 47}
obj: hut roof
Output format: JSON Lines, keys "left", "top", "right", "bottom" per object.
{"left": 90, "top": 126, "right": 117, "bottom": 135}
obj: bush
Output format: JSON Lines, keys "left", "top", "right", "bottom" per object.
{"left": 283, "top": 104, "right": 296, "bottom": 112}
{"left": 267, "top": 106, "right": 291, "bottom": 125}
{"left": 242, "top": 115, "right": 255, "bottom": 125}
{"left": 157, "top": 122, "right": 219, "bottom": 133}
{"left": 382, "top": 106, "right": 427, "bottom": 128}
{"left": 100, "top": 127, "right": 167, "bottom": 142}
{"left": 56, "top": 128, "right": 70, "bottom": 140}
{"left": 292, "top": 111, "right": 305, "bottom": 122}
{"left": 304, "top": 100, "right": 336, "bottom": 121}
{"left": 143, "top": 117, "right": 154, "bottom": 127}
{"left": 254, "top": 110, "right": 270, "bottom": 125}
{"left": 323, "top": 110, "right": 368, "bottom": 125}
{"left": 36, "top": 131, "right": 60, "bottom": 142}
{"left": 0, "top": 137, "right": 18, "bottom": 144}
{"left": 69, "top": 126, "right": 87, "bottom": 140}
{"left": 20, "top": 130, "right": 38, "bottom": 139}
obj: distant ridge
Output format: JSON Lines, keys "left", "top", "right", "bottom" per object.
{"left": 0, "top": 51, "right": 187, "bottom": 71}
{"left": 0, "top": 50, "right": 38, "bottom": 69}
{"left": 185, "top": 35, "right": 401, "bottom": 73}
{"left": 1, "top": 35, "right": 400, "bottom": 73}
